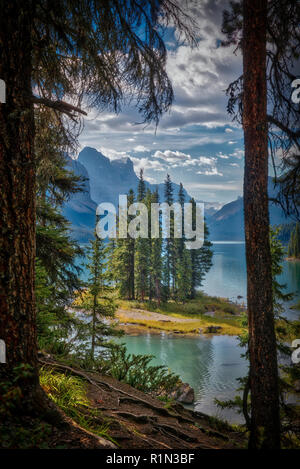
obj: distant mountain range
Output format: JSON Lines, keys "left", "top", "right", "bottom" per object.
{"left": 207, "top": 178, "right": 291, "bottom": 241}
{"left": 63, "top": 146, "right": 189, "bottom": 242}
{"left": 63, "top": 146, "right": 292, "bottom": 243}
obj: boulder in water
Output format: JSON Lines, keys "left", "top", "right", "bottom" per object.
{"left": 170, "top": 383, "right": 195, "bottom": 404}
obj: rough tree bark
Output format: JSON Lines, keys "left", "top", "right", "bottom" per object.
{"left": 0, "top": 1, "right": 58, "bottom": 420}
{"left": 242, "top": 0, "right": 281, "bottom": 449}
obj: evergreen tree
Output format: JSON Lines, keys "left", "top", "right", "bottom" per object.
{"left": 137, "top": 169, "right": 146, "bottom": 202}
{"left": 244, "top": 1, "right": 280, "bottom": 447}
{"left": 35, "top": 107, "right": 84, "bottom": 353}
{"left": 135, "top": 176, "right": 150, "bottom": 301}
{"left": 163, "top": 174, "right": 175, "bottom": 297}
{"left": 189, "top": 199, "right": 213, "bottom": 299}
{"left": 176, "top": 250, "right": 192, "bottom": 303}
{"left": 150, "top": 188, "right": 163, "bottom": 304}
{"left": 110, "top": 189, "right": 135, "bottom": 299}
{"left": 80, "top": 219, "right": 121, "bottom": 362}
{"left": 288, "top": 223, "right": 300, "bottom": 259}
{"left": 0, "top": 0, "right": 194, "bottom": 416}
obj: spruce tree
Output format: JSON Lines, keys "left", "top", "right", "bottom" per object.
{"left": 110, "top": 189, "right": 135, "bottom": 299}
{"left": 81, "top": 218, "right": 120, "bottom": 362}
{"left": 135, "top": 175, "right": 150, "bottom": 301}
{"left": 150, "top": 188, "right": 163, "bottom": 305}
{"left": 288, "top": 223, "right": 300, "bottom": 259}
{"left": 189, "top": 199, "right": 213, "bottom": 299}
{"left": 0, "top": 0, "right": 194, "bottom": 416}
{"left": 163, "top": 174, "right": 175, "bottom": 298}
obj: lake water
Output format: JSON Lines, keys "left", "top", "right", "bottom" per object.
{"left": 202, "top": 242, "right": 300, "bottom": 320}
{"left": 119, "top": 333, "right": 247, "bottom": 424}
{"left": 78, "top": 241, "right": 299, "bottom": 423}
{"left": 117, "top": 242, "right": 300, "bottom": 424}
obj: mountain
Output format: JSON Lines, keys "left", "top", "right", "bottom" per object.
{"left": 63, "top": 157, "right": 97, "bottom": 242}
{"left": 77, "top": 147, "right": 138, "bottom": 205}
{"left": 208, "top": 178, "right": 291, "bottom": 241}
{"left": 63, "top": 146, "right": 190, "bottom": 242}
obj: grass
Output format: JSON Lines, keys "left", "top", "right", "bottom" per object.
{"left": 73, "top": 289, "right": 244, "bottom": 336}
{"left": 118, "top": 291, "right": 243, "bottom": 317}
{"left": 117, "top": 292, "right": 244, "bottom": 336}
{"left": 117, "top": 313, "right": 242, "bottom": 335}
{"left": 40, "top": 368, "right": 116, "bottom": 444}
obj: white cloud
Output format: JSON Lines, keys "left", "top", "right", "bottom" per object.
{"left": 133, "top": 145, "right": 149, "bottom": 152}
{"left": 217, "top": 152, "right": 229, "bottom": 159}
{"left": 230, "top": 149, "right": 244, "bottom": 159}
{"left": 130, "top": 156, "right": 167, "bottom": 174}
{"left": 197, "top": 167, "right": 223, "bottom": 177}
{"left": 153, "top": 149, "right": 191, "bottom": 161}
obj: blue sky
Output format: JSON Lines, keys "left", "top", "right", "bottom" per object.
{"left": 79, "top": 0, "right": 244, "bottom": 204}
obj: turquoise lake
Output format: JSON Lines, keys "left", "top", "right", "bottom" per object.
{"left": 116, "top": 242, "right": 300, "bottom": 424}
{"left": 78, "top": 241, "right": 300, "bottom": 423}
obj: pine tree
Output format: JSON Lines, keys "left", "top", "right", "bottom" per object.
{"left": 0, "top": 0, "right": 194, "bottom": 417}
{"left": 81, "top": 219, "right": 120, "bottom": 362}
{"left": 110, "top": 189, "right": 136, "bottom": 299}
{"left": 176, "top": 250, "right": 192, "bottom": 303}
{"left": 163, "top": 174, "right": 175, "bottom": 298}
{"left": 135, "top": 175, "right": 150, "bottom": 301}
{"left": 243, "top": 0, "right": 280, "bottom": 448}
{"left": 137, "top": 169, "right": 146, "bottom": 202}
{"left": 189, "top": 199, "right": 213, "bottom": 299}
{"left": 150, "top": 188, "right": 163, "bottom": 304}
{"left": 288, "top": 223, "right": 300, "bottom": 259}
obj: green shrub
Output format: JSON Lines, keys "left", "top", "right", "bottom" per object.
{"left": 98, "top": 345, "right": 180, "bottom": 395}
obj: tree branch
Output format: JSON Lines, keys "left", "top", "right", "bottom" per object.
{"left": 32, "top": 95, "right": 87, "bottom": 118}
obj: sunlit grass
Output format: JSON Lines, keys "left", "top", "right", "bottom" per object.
{"left": 117, "top": 313, "right": 242, "bottom": 336}
{"left": 40, "top": 368, "right": 116, "bottom": 444}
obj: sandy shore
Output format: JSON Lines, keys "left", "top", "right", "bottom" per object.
{"left": 116, "top": 308, "right": 197, "bottom": 323}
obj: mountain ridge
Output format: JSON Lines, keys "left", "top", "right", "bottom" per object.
{"left": 63, "top": 147, "right": 291, "bottom": 243}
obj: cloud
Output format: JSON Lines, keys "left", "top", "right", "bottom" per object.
{"left": 133, "top": 145, "right": 149, "bottom": 152}
{"left": 77, "top": 1, "right": 245, "bottom": 204}
{"left": 197, "top": 167, "right": 223, "bottom": 177}
{"left": 217, "top": 152, "right": 229, "bottom": 159}
{"left": 153, "top": 149, "right": 191, "bottom": 161}
{"left": 130, "top": 156, "right": 167, "bottom": 174}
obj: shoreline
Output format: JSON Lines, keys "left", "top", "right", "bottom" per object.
{"left": 286, "top": 256, "right": 300, "bottom": 262}
{"left": 116, "top": 306, "right": 243, "bottom": 337}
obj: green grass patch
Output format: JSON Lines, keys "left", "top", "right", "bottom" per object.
{"left": 40, "top": 368, "right": 116, "bottom": 444}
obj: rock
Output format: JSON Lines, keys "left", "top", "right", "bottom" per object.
{"left": 198, "top": 328, "right": 203, "bottom": 334}
{"left": 169, "top": 383, "right": 195, "bottom": 404}
{"left": 205, "top": 326, "right": 222, "bottom": 334}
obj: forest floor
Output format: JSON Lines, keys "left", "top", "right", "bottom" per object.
{"left": 37, "top": 358, "right": 246, "bottom": 449}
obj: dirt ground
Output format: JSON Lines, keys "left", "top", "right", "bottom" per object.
{"left": 39, "top": 359, "right": 245, "bottom": 449}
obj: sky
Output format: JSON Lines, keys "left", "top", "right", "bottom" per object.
{"left": 78, "top": 0, "right": 244, "bottom": 205}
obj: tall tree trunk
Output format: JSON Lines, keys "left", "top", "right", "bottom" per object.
{"left": 243, "top": 0, "right": 280, "bottom": 449}
{"left": 0, "top": 3, "right": 62, "bottom": 423}
{"left": 0, "top": 1, "right": 39, "bottom": 406}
